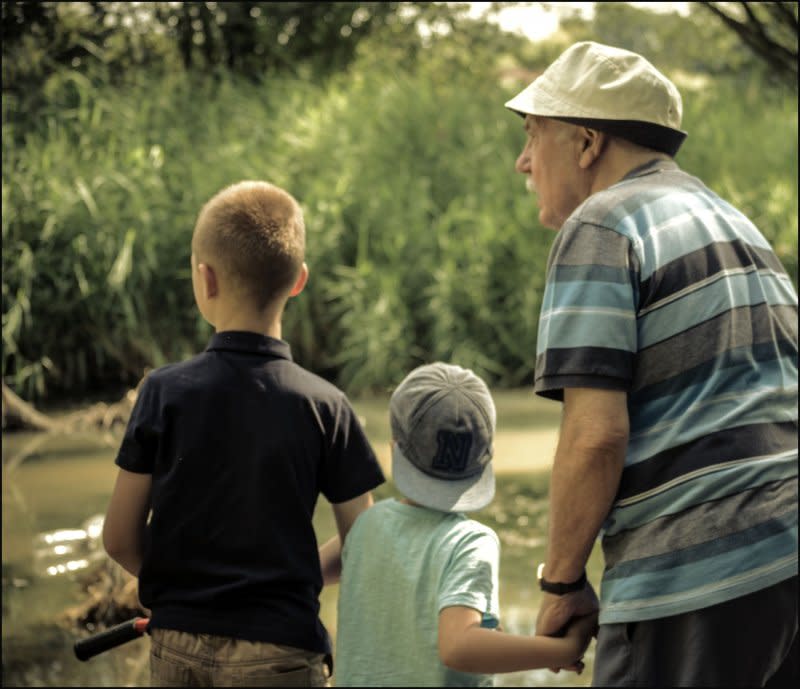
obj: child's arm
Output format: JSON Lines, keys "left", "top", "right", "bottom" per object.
{"left": 102, "top": 468, "right": 152, "bottom": 577}
{"left": 319, "top": 491, "right": 374, "bottom": 585}
{"left": 438, "top": 605, "right": 596, "bottom": 675}
{"left": 319, "top": 535, "right": 342, "bottom": 586}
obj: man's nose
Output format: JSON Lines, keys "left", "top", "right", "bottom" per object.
{"left": 515, "top": 150, "right": 530, "bottom": 174}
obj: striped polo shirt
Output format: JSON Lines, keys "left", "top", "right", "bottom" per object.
{"left": 534, "top": 158, "right": 798, "bottom": 624}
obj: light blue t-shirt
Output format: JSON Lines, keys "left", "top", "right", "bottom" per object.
{"left": 335, "top": 498, "right": 500, "bottom": 687}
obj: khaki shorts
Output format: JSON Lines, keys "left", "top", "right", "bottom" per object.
{"left": 149, "top": 628, "right": 331, "bottom": 687}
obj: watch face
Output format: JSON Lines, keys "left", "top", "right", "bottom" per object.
{"left": 536, "top": 562, "right": 545, "bottom": 581}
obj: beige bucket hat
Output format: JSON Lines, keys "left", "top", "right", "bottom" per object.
{"left": 505, "top": 41, "right": 687, "bottom": 155}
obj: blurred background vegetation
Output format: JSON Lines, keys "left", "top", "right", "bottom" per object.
{"left": 3, "top": 1, "right": 798, "bottom": 403}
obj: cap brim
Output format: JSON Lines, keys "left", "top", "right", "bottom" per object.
{"left": 391, "top": 444, "right": 495, "bottom": 513}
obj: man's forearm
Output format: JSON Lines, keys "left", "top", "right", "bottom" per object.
{"left": 544, "top": 389, "right": 628, "bottom": 582}
{"left": 545, "top": 443, "right": 623, "bottom": 581}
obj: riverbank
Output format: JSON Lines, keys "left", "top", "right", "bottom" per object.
{"left": 3, "top": 387, "right": 563, "bottom": 476}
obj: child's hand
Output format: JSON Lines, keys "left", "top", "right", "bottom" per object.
{"left": 561, "top": 612, "right": 598, "bottom": 672}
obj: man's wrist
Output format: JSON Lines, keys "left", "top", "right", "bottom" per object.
{"left": 537, "top": 563, "right": 587, "bottom": 595}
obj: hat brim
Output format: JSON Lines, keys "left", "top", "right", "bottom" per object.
{"left": 391, "top": 444, "right": 495, "bottom": 513}
{"left": 504, "top": 80, "right": 566, "bottom": 119}
{"left": 504, "top": 82, "right": 687, "bottom": 156}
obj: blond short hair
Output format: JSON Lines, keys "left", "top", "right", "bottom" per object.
{"left": 192, "top": 181, "right": 305, "bottom": 311}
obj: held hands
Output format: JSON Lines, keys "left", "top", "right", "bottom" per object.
{"left": 536, "top": 580, "right": 599, "bottom": 636}
{"left": 535, "top": 581, "right": 599, "bottom": 674}
{"left": 561, "top": 611, "right": 599, "bottom": 674}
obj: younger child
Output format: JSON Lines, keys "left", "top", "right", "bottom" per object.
{"left": 321, "top": 362, "right": 596, "bottom": 686}
{"left": 102, "top": 180, "right": 385, "bottom": 686}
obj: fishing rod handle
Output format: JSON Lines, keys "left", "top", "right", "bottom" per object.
{"left": 74, "top": 616, "right": 150, "bottom": 661}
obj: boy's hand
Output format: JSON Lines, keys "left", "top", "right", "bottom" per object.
{"left": 557, "top": 611, "right": 598, "bottom": 674}
{"left": 565, "top": 612, "right": 598, "bottom": 653}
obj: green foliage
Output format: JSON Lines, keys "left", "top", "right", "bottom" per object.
{"left": 677, "top": 72, "right": 799, "bottom": 280}
{"left": 3, "top": 5, "right": 798, "bottom": 402}
{"left": 2, "top": 2, "right": 178, "bottom": 109}
{"left": 555, "top": 2, "right": 779, "bottom": 82}
{"left": 1, "top": 1, "right": 465, "bottom": 101}
{"left": 697, "top": 2, "right": 798, "bottom": 87}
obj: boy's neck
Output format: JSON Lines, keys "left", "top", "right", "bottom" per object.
{"left": 212, "top": 306, "right": 284, "bottom": 340}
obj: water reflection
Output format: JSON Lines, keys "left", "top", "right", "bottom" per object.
{"left": 35, "top": 515, "right": 105, "bottom": 577}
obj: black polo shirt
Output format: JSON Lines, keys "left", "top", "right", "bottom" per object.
{"left": 115, "top": 331, "right": 385, "bottom": 652}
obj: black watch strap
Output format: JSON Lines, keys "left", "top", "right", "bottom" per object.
{"left": 537, "top": 564, "right": 586, "bottom": 595}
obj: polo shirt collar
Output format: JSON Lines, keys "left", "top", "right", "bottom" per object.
{"left": 206, "top": 331, "right": 292, "bottom": 360}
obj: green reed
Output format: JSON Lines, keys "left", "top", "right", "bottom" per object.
{"left": 3, "top": 58, "right": 797, "bottom": 400}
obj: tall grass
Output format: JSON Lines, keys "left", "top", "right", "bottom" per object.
{"left": 3, "top": 58, "right": 797, "bottom": 401}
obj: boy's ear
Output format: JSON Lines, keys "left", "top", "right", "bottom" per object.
{"left": 289, "top": 262, "right": 309, "bottom": 297}
{"left": 198, "top": 262, "right": 218, "bottom": 299}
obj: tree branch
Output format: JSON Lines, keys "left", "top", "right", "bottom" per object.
{"left": 768, "top": 2, "right": 798, "bottom": 31}
{"left": 700, "top": 2, "right": 798, "bottom": 80}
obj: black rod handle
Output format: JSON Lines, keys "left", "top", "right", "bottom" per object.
{"left": 74, "top": 617, "right": 150, "bottom": 661}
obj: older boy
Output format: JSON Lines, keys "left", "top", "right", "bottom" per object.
{"left": 321, "top": 362, "right": 596, "bottom": 686}
{"left": 102, "top": 180, "right": 385, "bottom": 686}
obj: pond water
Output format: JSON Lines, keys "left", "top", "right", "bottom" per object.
{"left": 2, "top": 391, "right": 602, "bottom": 687}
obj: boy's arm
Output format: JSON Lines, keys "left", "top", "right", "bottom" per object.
{"left": 319, "top": 535, "right": 342, "bottom": 586}
{"left": 438, "top": 605, "right": 595, "bottom": 675}
{"left": 102, "top": 468, "right": 152, "bottom": 577}
{"left": 319, "top": 491, "right": 374, "bottom": 585}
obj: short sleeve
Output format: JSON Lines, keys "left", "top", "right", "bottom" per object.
{"left": 438, "top": 525, "right": 500, "bottom": 626}
{"left": 534, "top": 222, "right": 639, "bottom": 401}
{"left": 318, "top": 394, "right": 385, "bottom": 503}
{"left": 115, "top": 374, "right": 161, "bottom": 474}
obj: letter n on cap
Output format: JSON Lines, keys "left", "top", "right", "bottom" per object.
{"left": 432, "top": 431, "right": 472, "bottom": 473}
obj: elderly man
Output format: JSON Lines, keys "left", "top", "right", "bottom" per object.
{"left": 506, "top": 41, "right": 798, "bottom": 687}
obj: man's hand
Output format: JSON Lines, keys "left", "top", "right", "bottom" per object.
{"left": 536, "top": 582, "right": 599, "bottom": 672}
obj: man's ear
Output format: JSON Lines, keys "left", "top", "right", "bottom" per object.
{"left": 198, "top": 262, "right": 218, "bottom": 299}
{"left": 289, "top": 262, "right": 309, "bottom": 297}
{"left": 578, "top": 127, "right": 605, "bottom": 169}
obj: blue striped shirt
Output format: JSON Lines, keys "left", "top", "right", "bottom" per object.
{"left": 534, "top": 159, "right": 798, "bottom": 623}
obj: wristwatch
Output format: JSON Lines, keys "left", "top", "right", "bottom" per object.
{"left": 537, "top": 562, "right": 587, "bottom": 595}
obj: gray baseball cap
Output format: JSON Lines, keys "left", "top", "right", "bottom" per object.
{"left": 390, "top": 362, "right": 496, "bottom": 513}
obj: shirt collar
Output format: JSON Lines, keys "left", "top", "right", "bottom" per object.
{"left": 205, "top": 331, "right": 292, "bottom": 360}
{"left": 620, "top": 157, "right": 679, "bottom": 182}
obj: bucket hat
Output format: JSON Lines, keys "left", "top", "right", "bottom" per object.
{"left": 390, "top": 363, "right": 495, "bottom": 513}
{"left": 505, "top": 41, "right": 687, "bottom": 155}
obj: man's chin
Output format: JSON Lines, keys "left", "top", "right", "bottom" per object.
{"left": 538, "top": 210, "right": 560, "bottom": 231}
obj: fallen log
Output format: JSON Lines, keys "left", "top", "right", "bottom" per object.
{"left": 2, "top": 377, "right": 147, "bottom": 471}
{"left": 2, "top": 382, "right": 63, "bottom": 432}
{"left": 2, "top": 376, "right": 147, "bottom": 434}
